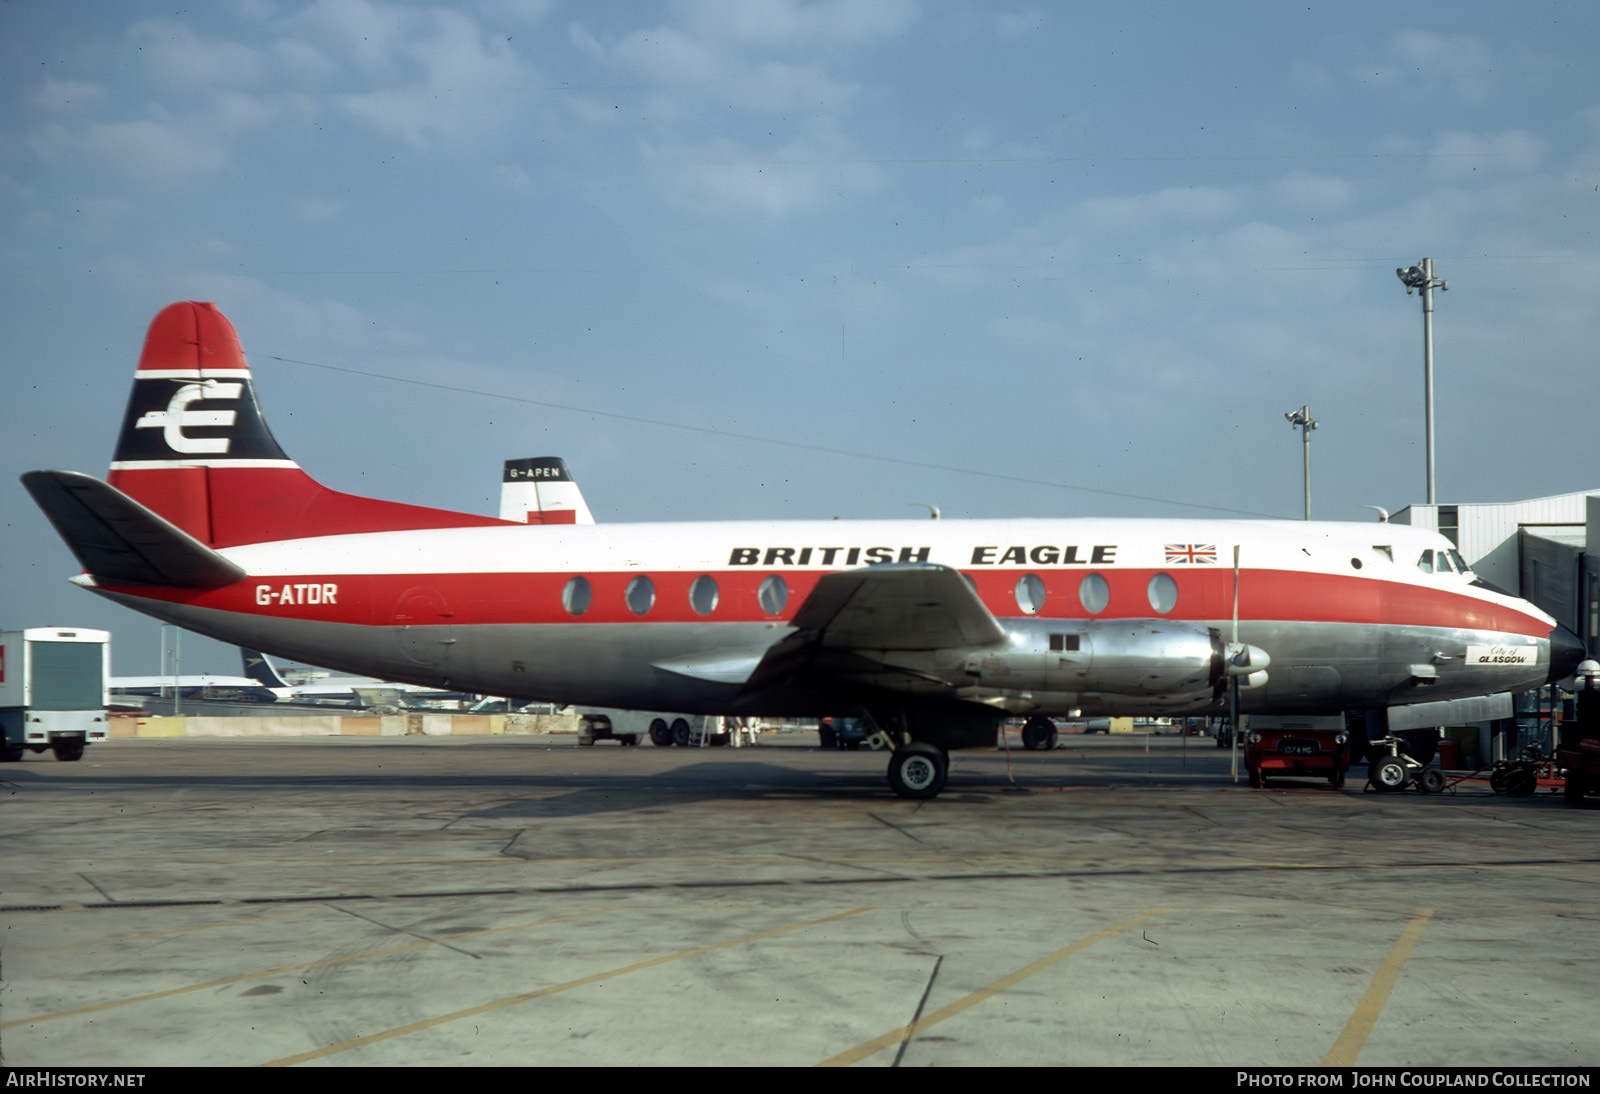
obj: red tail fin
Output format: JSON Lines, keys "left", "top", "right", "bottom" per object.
{"left": 108, "top": 302, "right": 508, "bottom": 547}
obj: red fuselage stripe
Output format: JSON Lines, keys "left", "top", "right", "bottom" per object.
{"left": 98, "top": 566, "right": 1552, "bottom": 637}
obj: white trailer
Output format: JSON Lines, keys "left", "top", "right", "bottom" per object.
{"left": 572, "top": 708, "right": 758, "bottom": 747}
{"left": 0, "top": 628, "right": 111, "bottom": 762}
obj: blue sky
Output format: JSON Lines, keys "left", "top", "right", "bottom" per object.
{"left": 3, "top": 0, "right": 1598, "bottom": 674}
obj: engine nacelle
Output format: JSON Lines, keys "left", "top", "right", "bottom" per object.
{"left": 961, "top": 618, "right": 1247, "bottom": 700}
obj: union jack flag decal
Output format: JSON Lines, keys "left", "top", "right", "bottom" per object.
{"left": 1165, "top": 543, "right": 1217, "bottom": 564}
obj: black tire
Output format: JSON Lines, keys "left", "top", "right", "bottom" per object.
{"left": 1563, "top": 773, "right": 1587, "bottom": 804}
{"left": 649, "top": 718, "right": 672, "bottom": 747}
{"left": 1419, "top": 767, "right": 1447, "bottom": 794}
{"left": 1020, "top": 716, "right": 1058, "bottom": 751}
{"left": 0, "top": 745, "right": 23, "bottom": 763}
{"left": 671, "top": 718, "right": 692, "bottom": 747}
{"left": 1329, "top": 767, "right": 1346, "bottom": 789}
{"left": 887, "top": 743, "right": 948, "bottom": 800}
{"left": 1489, "top": 767, "right": 1512, "bottom": 794}
{"left": 1370, "top": 757, "right": 1410, "bottom": 792}
{"left": 621, "top": 734, "right": 639, "bottom": 747}
{"left": 818, "top": 725, "right": 837, "bottom": 749}
{"left": 1506, "top": 767, "right": 1538, "bottom": 797}
{"left": 1248, "top": 768, "right": 1262, "bottom": 788}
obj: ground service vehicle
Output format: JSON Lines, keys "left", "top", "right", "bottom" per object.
{"left": 0, "top": 628, "right": 110, "bottom": 762}
{"left": 1243, "top": 714, "right": 1354, "bottom": 788}
{"left": 574, "top": 708, "right": 740, "bottom": 747}
{"left": 1558, "top": 661, "right": 1600, "bottom": 804}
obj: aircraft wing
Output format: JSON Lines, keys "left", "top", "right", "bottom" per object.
{"left": 790, "top": 563, "right": 1007, "bottom": 651}
{"left": 732, "top": 563, "right": 1008, "bottom": 699}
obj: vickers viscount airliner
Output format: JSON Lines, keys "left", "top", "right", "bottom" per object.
{"left": 24, "top": 303, "right": 1583, "bottom": 797}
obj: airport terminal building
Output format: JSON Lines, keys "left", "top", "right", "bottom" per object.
{"left": 1395, "top": 489, "right": 1600, "bottom": 659}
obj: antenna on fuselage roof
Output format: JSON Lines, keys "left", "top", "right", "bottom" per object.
{"left": 909, "top": 503, "right": 940, "bottom": 520}
{"left": 1360, "top": 505, "right": 1391, "bottom": 523}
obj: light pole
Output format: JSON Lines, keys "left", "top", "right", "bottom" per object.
{"left": 1285, "top": 406, "right": 1317, "bottom": 520}
{"left": 1396, "top": 258, "right": 1448, "bottom": 504}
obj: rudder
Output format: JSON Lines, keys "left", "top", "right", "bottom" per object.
{"left": 106, "top": 302, "right": 507, "bottom": 547}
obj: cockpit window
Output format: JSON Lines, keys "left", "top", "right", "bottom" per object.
{"left": 1449, "top": 549, "right": 1470, "bottom": 574}
{"left": 1417, "top": 550, "right": 1434, "bottom": 574}
{"left": 1435, "top": 552, "right": 1455, "bottom": 573}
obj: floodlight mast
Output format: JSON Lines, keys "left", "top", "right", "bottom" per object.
{"left": 1285, "top": 405, "right": 1318, "bottom": 520}
{"left": 1395, "top": 258, "right": 1448, "bottom": 504}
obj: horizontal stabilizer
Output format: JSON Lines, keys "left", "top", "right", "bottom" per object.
{"left": 22, "top": 470, "right": 246, "bottom": 588}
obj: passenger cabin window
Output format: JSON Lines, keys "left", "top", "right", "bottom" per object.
{"left": 1015, "top": 574, "right": 1046, "bottom": 615}
{"left": 1079, "top": 573, "right": 1110, "bottom": 615}
{"left": 689, "top": 575, "right": 719, "bottom": 616}
{"left": 758, "top": 575, "right": 788, "bottom": 615}
{"left": 625, "top": 576, "right": 655, "bottom": 615}
{"left": 1147, "top": 573, "right": 1178, "bottom": 614}
{"left": 562, "top": 576, "right": 591, "bottom": 617}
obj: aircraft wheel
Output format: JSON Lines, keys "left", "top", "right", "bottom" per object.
{"left": 1419, "top": 768, "right": 1447, "bottom": 794}
{"left": 1564, "top": 774, "right": 1588, "bottom": 804}
{"left": 51, "top": 743, "right": 85, "bottom": 762}
{"left": 649, "top": 719, "right": 672, "bottom": 746}
{"left": 671, "top": 718, "right": 692, "bottom": 747}
{"left": 1369, "top": 757, "right": 1409, "bottom": 792}
{"left": 1248, "top": 768, "right": 1262, "bottom": 788}
{"left": 1020, "top": 716, "right": 1057, "bottom": 751}
{"left": 887, "top": 743, "right": 948, "bottom": 800}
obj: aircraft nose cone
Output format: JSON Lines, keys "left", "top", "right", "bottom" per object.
{"left": 1549, "top": 625, "right": 1586, "bottom": 683}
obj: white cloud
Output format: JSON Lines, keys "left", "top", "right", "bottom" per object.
{"left": 1271, "top": 171, "right": 1356, "bottom": 214}
{"left": 28, "top": 78, "right": 107, "bottom": 113}
{"left": 643, "top": 129, "right": 885, "bottom": 222}
{"left": 128, "top": 19, "right": 270, "bottom": 90}
{"left": 328, "top": 8, "right": 533, "bottom": 146}
{"left": 669, "top": 0, "right": 917, "bottom": 50}
{"left": 30, "top": 117, "right": 233, "bottom": 185}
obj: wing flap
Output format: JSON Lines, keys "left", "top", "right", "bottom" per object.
{"left": 22, "top": 469, "right": 247, "bottom": 588}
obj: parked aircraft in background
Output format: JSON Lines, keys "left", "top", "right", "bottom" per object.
{"left": 241, "top": 648, "right": 476, "bottom": 710}
{"left": 24, "top": 303, "right": 1585, "bottom": 797}
{"left": 109, "top": 672, "right": 279, "bottom": 707}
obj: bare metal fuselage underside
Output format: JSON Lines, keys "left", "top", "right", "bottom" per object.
{"left": 96, "top": 589, "right": 1553, "bottom": 722}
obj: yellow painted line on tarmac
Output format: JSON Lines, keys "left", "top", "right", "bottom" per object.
{"left": 0, "top": 906, "right": 620, "bottom": 1031}
{"left": 1322, "top": 907, "right": 1434, "bottom": 1067}
{"left": 262, "top": 906, "right": 874, "bottom": 1067}
{"left": 817, "top": 907, "right": 1168, "bottom": 1067}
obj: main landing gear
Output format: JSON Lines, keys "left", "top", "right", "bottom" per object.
{"left": 887, "top": 742, "right": 948, "bottom": 799}
{"left": 866, "top": 705, "right": 998, "bottom": 799}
